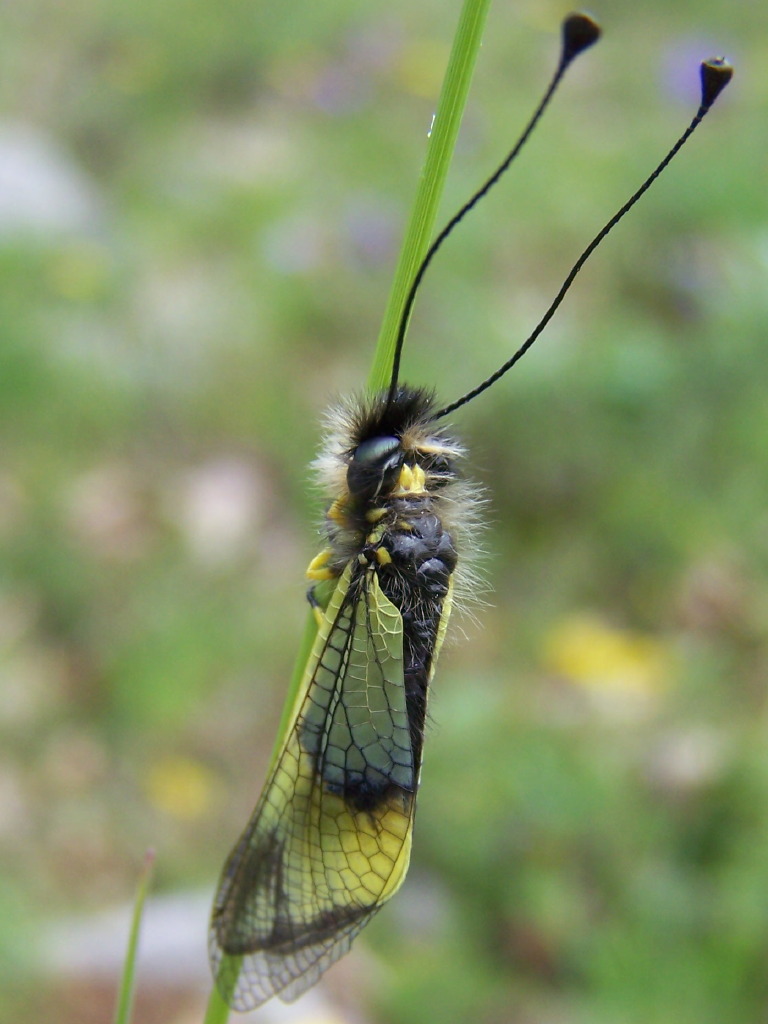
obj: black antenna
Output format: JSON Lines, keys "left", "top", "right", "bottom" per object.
{"left": 432, "top": 56, "right": 733, "bottom": 421}
{"left": 384, "top": 12, "right": 601, "bottom": 410}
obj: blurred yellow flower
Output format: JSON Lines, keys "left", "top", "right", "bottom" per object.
{"left": 144, "top": 755, "right": 216, "bottom": 821}
{"left": 542, "top": 614, "right": 673, "bottom": 697}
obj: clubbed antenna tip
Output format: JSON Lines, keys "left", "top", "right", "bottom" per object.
{"left": 431, "top": 44, "right": 735, "bottom": 422}
{"left": 386, "top": 9, "right": 603, "bottom": 408}
{"left": 700, "top": 57, "right": 733, "bottom": 109}
{"left": 562, "top": 12, "right": 601, "bottom": 64}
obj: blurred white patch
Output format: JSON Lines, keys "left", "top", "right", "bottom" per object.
{"left": 44, "top": 889, "right": 368, "bottom": 1022}
{"left": 0, "top": 121, "right": 102, "bottom": 239}
{"left": 182, "top": 119, "right": 300, "bottom": 188}
{"left": 136, "top": 260, "right": 240, "bottom": 350}
{"left": 646, "top": 726, "right": 730, "bottom": 793}
{"left": 172, "top": 458, "right": 265, "bottom": 565}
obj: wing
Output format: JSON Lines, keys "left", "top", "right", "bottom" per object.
{"left": 209, "top": 561, "right": 415, "bottom": 1010}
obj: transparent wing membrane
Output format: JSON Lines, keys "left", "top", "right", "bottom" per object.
{"left": 210, "top": 564, "right": 415, "bottom": 1009}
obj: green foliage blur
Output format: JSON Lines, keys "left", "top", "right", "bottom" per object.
{"left": 1, "top": 0, "right": 766, "bottom": 1021}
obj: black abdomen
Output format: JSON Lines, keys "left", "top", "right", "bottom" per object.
{"left": 374, "top": 499, "right": 457, "bottom": 788}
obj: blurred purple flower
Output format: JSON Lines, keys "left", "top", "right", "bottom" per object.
{"left": 341, "top": 195, "right": 399, "bottom": 268}
{"left": 311, "top": 66, "right": 372, "bottom": 115}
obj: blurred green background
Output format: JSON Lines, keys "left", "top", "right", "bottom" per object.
{"left": 1, "top": 0, "right": 766, "bottom": 1021}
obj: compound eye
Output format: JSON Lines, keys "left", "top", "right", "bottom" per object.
{"left": 348, "top": 436, "right": 403, "bottom": 498}
{"left": 353, "top": 436, "right": 400, "bottom": 465}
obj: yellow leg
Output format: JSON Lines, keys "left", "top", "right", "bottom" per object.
{"left": 306, "top": 548, "right": 336, "bottom": 581}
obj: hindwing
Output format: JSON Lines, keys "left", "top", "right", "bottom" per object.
{"left": 209, "top": 560, "right": 416, "bottom": 1009}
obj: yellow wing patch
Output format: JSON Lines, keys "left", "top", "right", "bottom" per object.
{"left": 209, "top": 562, "right": 415, "bottom": 1010}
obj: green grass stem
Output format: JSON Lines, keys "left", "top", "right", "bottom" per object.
{"left": 367, "top": 0, "right": 492, "bottom": 391}
{"left": 204, "top": 1, "right": 491, "bottom": 1018}
{"left": 112, "top": 850, "right": 155, "bottom": 1024}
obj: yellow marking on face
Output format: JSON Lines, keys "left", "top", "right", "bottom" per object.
{"left": 375, "top": 547, "right": 392, "bottom": 566}
{"left": 393, "top": 463, "right": 426, "bottom": 495}
{"left": 306, "top": 549, "right": 336, "bottom": 581}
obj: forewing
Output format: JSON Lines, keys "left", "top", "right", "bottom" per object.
{"left": 209, "top": 562, "right": 415, "bottom": 1010}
